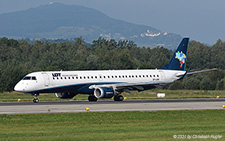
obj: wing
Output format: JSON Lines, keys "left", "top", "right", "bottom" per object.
{"left": 89, "top": 80, "right": 174, "bottom": 93}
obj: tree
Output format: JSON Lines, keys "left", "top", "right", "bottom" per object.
{"left": 216, "top": 78, "right": 224, "bottom": 90}
{"left": 183, "top": 77, "right": 201, "bottom": 90}
{"left": 0, "top": 37, "right": 224, "bottom": 92}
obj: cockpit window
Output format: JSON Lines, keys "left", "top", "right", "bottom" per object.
{"left": 32, "top": 77, "right": 37, "bottom": 80}
{"left": 23, "top": 76, "right": 37, "bottom": 80}
{"left": 23, "top": 76, "right": 31, "bottom": 80}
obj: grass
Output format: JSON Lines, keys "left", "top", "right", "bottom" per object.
{"left": 0, "top": 110, "right": 224, "bottom": 140}
{"left": 0, "top": 90, "right": 225, "bottom": 102}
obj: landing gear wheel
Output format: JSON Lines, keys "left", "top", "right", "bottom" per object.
{"left": 33, "top": 98, "right": 39, "bottom": 103}
{"left": 114, "top": 95, "right": 124, "bottom": 101}
{"left": 88, "top": 96, "right": 97, "bottom": 102}
{"left": 33, "top": 94, "right": 39, "bottom": 103}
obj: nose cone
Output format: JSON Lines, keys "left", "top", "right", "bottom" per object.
{"left": 14, "top": 82, "right": 24, "bottom": 92}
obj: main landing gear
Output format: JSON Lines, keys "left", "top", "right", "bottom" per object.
{"left": 33, "top": 94, "right": 39, "bottom": 103}
{"left": 114, "top": 95, "right": 124, "bottom": 101}
{"left": 88, "top": 95, "right": 98, "bottom": 102}
{"left": 87, "top": 95, "right": 124, "bottom": 101}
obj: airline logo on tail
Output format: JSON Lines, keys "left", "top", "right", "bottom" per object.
{"left": 175, "top": 51, "right": 186, "bottom": 68}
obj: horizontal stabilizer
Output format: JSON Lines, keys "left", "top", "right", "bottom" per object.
{"left": 187, "top": 68, "right": 217, "bottom": 76}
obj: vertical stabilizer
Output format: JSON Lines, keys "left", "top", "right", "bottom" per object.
{"left": 161, "top": 38, "right": 189, "bottom": 71}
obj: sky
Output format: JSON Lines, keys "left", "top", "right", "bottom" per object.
{"left": 0, "top": 0, "right": 224, "bottom": 45}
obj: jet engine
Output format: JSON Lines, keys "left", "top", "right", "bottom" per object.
{"left": 94, "top": 87, "right": 115, "bottom": 98}
{"left": 55, "top": 92, "right": 77, "bottom": 99}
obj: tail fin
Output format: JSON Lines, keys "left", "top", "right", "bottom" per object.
{"left": 161, "top": 38, "right": 189, "bottom": 71}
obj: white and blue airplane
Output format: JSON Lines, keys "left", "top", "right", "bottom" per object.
{"left": 14, "top": 38, "right": 215, "bottom": 103}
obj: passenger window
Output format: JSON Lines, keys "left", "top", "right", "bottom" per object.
{"left": 153, "top": 75, "right": 155, "bottom": 77}
{"left": 157, "top": 75, "right": 159, "bottom": 77}
{"left": 95, "top": 76, "right": 97, "bottom": 79}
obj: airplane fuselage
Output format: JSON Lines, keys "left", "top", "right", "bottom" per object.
{"left": 14, "top": 69, "right": 183, "bottom": 94}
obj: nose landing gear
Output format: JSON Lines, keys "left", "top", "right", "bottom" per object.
{"left": 33, "top": 94, "right": 39, "bottom": 103}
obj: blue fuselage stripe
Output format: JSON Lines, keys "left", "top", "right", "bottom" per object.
{"left": 31, "top": 82, "right": 121, "bottom": 94}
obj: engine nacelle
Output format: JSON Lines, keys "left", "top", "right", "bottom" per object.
{"left": 55, "top": 92, "right": 77, "bottom": 99}
{"left": 94, "top": 87, "right": 115, "bottom": 98}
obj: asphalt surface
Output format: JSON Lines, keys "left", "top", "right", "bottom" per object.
{"left": 0, "top": 98, "right": 225, "bottom": 114}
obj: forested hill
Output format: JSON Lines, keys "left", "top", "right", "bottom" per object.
{"left": 0, "top": 3, "right": 181, "bottom": 49}
{"left": 0, "top": 37, "right": 224, "bottom": 92}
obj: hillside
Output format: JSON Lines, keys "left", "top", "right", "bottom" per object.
{"left": 0, "top": 3, "right": 182, "bottom": 49}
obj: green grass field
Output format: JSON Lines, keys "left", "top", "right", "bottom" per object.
{"left": 0, "top": 110, "right": 224, "bottom": 140}
{"left": 0, "top": 90, "right": 225, "bottom": 102}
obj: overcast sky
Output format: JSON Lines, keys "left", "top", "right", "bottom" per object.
{"left": 0, "top": 0, "right": 224, "bottom": 45}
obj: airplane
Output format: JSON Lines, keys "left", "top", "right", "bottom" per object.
{"left": 14, "top": 38, "right": 216, "bottom": 103}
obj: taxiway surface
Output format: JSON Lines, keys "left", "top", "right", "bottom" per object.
{"left": 0, "top": 98, "right": 225, "bottom": 114}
